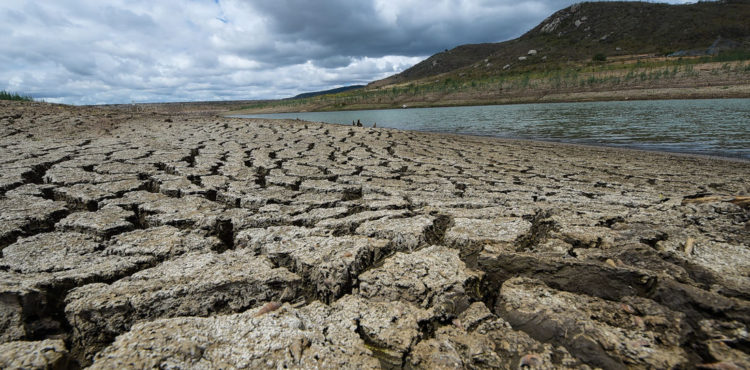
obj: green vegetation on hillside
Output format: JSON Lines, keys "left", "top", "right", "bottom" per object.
{"left": 0, "top": 90, "right": 33, "bottom": 102}
{"left": 239, "top": 52, "right": 750, "bottom": 112}
{"left": 379, "top": 0, "right": 750, "bottom": 86}
{"left": 236, "top": 0, "right": 750, "bottom": 113}
{"left": 292, "top": 85, "right": 364, "bottom": 99}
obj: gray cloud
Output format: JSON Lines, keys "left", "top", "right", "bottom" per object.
{"left": 0, "top": 0, "right": 694, "bottom": 104}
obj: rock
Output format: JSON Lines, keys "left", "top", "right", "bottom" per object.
{"left": 541, "top": 17, "right": 563, "bottom": 33}
{"left": 299, "top": 179, "right": 361, "bottom": 199}
{"left": 518, "top": 56, "right": 527, "bottom": 61}
{"left": 65, "top": 250, "right": 302, "bottom": 362}
{"left": 0, "top": 171, "right": 27, "bottom": 194}
{"left": 94, "top": 161, "right": 150, "bottom": 175}
{"left": 43, "top": 166, "right": 131, "bottom": 186}
{"left": 151, "top": 174, "right": 203, "bottom": 197}
{"left": 0, "top": 339, "right": 71, "bottom": 369}
{"left": 528, "top": 49, "right": 538, "bottom": 55}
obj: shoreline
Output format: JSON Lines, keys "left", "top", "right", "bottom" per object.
{"left": 228, "top": 84, "right": 750, "bottom": 115}
{"left": 1, "top": 100, "right": 749, "bottom": 368}
{"left": 229, "top": 96, "right": 750, "bottom": 162}
{"left": 235, "top": 116, "right": 750, "bottom": 163}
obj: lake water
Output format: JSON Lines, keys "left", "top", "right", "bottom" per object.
{"left": 233, "top": 99, "right": 750, "bottom": 160}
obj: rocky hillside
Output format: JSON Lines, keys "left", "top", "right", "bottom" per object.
{"left": 373, "top": 0, "right": 750, "bottom": 87}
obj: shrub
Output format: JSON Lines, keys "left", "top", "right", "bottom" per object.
{"left": 0, "top": 90, "right": 33, "bottom": 101}
{"left": 592, "top": 53, "right": 607, "bottom": 62}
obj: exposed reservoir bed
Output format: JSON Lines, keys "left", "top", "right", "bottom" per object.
{"left": 1, "top": 100, "right": 749, "bottom": 368}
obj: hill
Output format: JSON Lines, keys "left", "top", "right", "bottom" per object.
{"left": 291, "top": 85, "right": 364, "bottom": 99}
{"left": 373, "top": 0, "right": 750, "bottom": 87}
{"left": 233, "top": 0, "right": 750, "bottom": 114}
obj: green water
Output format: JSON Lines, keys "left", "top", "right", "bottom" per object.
{"left": 234, "top": 99, "right": 750, "bottom": 160}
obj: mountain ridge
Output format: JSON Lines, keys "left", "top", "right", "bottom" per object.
{"left": 233, "top": 0, "right": 750, "bottom": 113}
{"left": 371, "top": 0, "right": 750, "bottom": 87}
{"left": 291, "top": 85, "right": 365, "bottom": 99}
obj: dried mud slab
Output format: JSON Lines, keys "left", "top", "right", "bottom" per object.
{"left": 408, "top": 302, "right": 585, "bottom": 369}
{"left": 498, "top": 277, "right": 688, "bottom": 369}
{"left": 0, "top": 339, "right": 71, "bottom": 369}
{"left": 106, "top": 225, "right": 222, "bottom": 260}
{"left": 358, "top": 245, "right": 482, "bottom": 313}
{"left": 0, "top": 101, "right": 748, "bottom": 368}
{"left": 89, "top": 302, "right": 380, "bottom": 369}
{"left": 0, "top": 196, "right": 68, "bottom": 250}
{"left": 0, "top": 232, "right": 151, "bottom": 343}
{"left": 55, "top": 205, "right": 134, "bottom": 238}
{"left": 249, "top": 235, "right": 391, "bottom": 302}
{"left": 65, "top": 250, "right": 302, "bottom": 362}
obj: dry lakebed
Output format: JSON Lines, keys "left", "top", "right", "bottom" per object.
{"left": 1, "top": 100, "right": 749, "bottom": 369}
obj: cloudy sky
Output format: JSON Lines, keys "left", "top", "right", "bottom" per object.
{"left": 2, "top": 0, "right": 693, "bottom": 105}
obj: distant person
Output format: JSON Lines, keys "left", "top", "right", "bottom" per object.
{"left": 357, "top": 119, "right": 362, "bottom": 127}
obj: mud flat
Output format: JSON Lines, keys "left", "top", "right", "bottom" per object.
{"left": 1, "top": 100, "right": 749, "bottom": 369}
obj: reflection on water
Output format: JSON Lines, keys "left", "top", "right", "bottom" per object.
{"left": 233, "top": 99, "right": 750, "bottom": 160}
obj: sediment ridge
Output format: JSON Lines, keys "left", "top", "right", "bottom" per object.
{"left": 1, "top": 100, "right": 749, "bottom": 369}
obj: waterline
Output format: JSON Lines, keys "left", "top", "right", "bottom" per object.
{"left": 233, "top": 99, "right": 750, "bottom": 160}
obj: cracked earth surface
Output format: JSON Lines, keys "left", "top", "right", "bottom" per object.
{"left": 1, "top": 100, "right": 749, "bottom": 369}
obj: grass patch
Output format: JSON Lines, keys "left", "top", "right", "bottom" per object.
{"left": 236, "top": 50, "right": 750, "bottom": 113}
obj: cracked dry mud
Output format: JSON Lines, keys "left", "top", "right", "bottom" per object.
{"left": 1, "top": 100, "right": 749, "bottom": 369}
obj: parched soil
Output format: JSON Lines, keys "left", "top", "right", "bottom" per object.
{"left": 1, "top": 100, "right": 749, "bottom": 369}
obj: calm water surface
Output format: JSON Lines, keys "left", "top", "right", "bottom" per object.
{"left": 234, "top": 99, "right": 750, "bottom": 160}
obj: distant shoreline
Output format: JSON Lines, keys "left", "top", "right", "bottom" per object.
{"left": 228, "top": 84, "right": 750, "bottom": 115}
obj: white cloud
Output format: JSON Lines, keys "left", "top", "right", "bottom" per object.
{"left": 0, "top": 0, "right": 698, "bottom": 104}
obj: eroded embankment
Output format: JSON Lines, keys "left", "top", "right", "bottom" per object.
{"left": 1, "top": 100, "right": 749, "bottom": 369}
